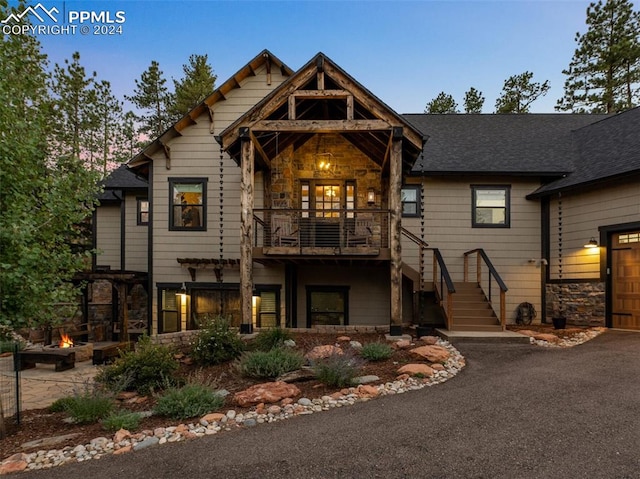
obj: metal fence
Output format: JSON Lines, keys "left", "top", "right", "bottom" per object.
{"left": 0, "top": 343, "right": 20, "bottom": 438}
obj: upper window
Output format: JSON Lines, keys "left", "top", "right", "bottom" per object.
{"left": 169, "top": 178, "right": 207, "bottom": 231}
{"left": 401, "top": 186, "right": 421, "bottom": 217}
{"left": 137, "top": 198, "right": 149, "bottom": 225}
{"left": 472, "top": 185, "right": 510, "bottom": 228}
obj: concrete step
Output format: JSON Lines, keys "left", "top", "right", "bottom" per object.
{"left": 448, "top": 323, "right": 503, "bottom": 332}
{"left": 436, "top": 328, "right": 531, "bottom": 344}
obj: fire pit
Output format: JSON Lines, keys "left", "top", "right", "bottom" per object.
{"left": 43, "top": 333, "right": 93, "bottom": 362}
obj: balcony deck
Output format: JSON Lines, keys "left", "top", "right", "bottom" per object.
{"left": 253, "top": 209, "right": 390, "bottom": 264}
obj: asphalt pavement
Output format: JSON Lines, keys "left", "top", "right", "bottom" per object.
{"left": 19, "top": 330, "right": 640, "bottom": 479}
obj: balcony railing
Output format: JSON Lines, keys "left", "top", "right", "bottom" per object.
{"left": 253, "top": 209, "right": 389, "bottom": 254}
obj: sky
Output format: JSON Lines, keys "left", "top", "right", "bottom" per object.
{"left": 5, "top": 0, "right": 599, "bottom": 114}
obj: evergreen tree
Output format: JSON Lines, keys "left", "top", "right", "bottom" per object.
{"left": 92, "top": 80, "right": 128, "bottom": 175}
{"left": 0, "top": 3, "right": 100, "bottom": 331}
{"left": 425, "top": 91, "right": 458, "bottom": 113}
{"left": 495, "top": 71, "right": 550, "bottom": 113}
{"left": 126, "top": 60, "right": 172, "bottom": 140}
{"left": 49, "top": 51, "right": 98, "bottom": 161}
{"left": 170, "top": 54, "right": 217, "bottom": 119}
{"left": 556, "top": 0, "right": 640, "bottom": 113}
{"left": 463, "top": 87, "right": 485, "bottom": 113}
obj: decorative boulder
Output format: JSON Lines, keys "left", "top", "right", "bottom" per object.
{"left": 304, "top": 345, "right": 343, "bottom": 361}
{"left": 397, "top": 364, "right": 435, "bottom": 377}
{"left": 233, "top": 381, "right": 301, "bottom": 407}
{"left": 409, "top": 345, "right": 450, "bottom": 364}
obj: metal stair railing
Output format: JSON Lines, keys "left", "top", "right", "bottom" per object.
{"left": 401, "top": 228, "right": 456, "bottom": 330}
{"left": 463, "top": 248, "right": 508, "bottom": 330}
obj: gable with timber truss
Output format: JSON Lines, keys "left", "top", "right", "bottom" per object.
{"left": 218, "top": 53, "right": 424, "bottom": 172}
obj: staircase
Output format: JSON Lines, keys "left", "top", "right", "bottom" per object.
{"left": 449, "top": 282, "right": 502, "bottom": 332}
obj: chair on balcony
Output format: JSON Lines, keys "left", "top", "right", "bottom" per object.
{"left": 271, "top": 214, "right": 299, "bottom": 246}
{"left": 347, "top": 218, "right": 373, "bottom": 247}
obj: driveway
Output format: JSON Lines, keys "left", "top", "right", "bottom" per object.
{"left": 20, "top": 331, "right": 640, "bottom": 478}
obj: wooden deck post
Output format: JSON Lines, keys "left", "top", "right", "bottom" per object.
{"left": 389, "top": 127, "right": 403, "bottom": 336}
{"left": 239, "top": 128, "right": 254, "bottom": 334}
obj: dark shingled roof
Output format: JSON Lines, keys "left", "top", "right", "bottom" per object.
{"left": 530, "top": 107, "right": 640, "bottom": 196}
{"left": 98, "top": 165, "right": 147, "bottom": 201}
{"left": 403, "top": 113, "right": 607, "bottom": 176}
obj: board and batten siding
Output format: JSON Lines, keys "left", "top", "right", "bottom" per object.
{"left": 149, "top": 65, "right": 288, "bottom": 333}
{"left": 548, "top": 182, "right": 640, "bottom": 280}
{"left": 402, "top": 177, "right": 543, "bottom": 324}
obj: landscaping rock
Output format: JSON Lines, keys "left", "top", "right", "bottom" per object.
{"left": 534, "top": 333, "right": 560, "bottom": 343}
{"left": 277, "top": 367, "right": 316, "bottom": 383}
{"left": 0, "top": 453, "right": 28, "bottom": 474}
{"left": 233, "top": 381, "right": 301, "bottom": 407}
{"left": 419, "top": 336, "right": 439, "bottom": 345}
{"left": 353, "top": 375, "right": 380, "bottom": 385}
{"left": 409, "top": 345, "right": 451, "bottom": 363}
{"left": 304, "top": 345, "right": 343, "bottom": 361}
{"left": 392, "top": 339, "right": 412, "bottom": 350}
{"left": 397, "top": 364, "right": 435, "bottom": 377}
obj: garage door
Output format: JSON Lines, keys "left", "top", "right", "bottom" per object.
{"left": 612, "top": 232, "right": 640, "bottom": 330}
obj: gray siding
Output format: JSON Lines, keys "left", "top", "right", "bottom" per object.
{"left": 548, "top": 182, "right": 640, "bottom": 280}
{"left": 124, "top": 193, "right": 148, "bottom": 272}
{"left": 95, "top": 205, "right": 121, "bottom": 269}
{"left": 149, "top": 65, "right": 288, "bottom": 333}
{"left": 402, "top": 177, "right": 543, "bottom": 323}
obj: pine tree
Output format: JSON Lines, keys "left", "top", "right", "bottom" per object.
{"left": 425, "top": 92, "right": 458, "bottom": 113}
{"left": 463, "top": 87, "right": 485, "bottom": 113}
{"left": 126, "top": 60, "right": 172, "bottom": 140}
{"left": 92, "top": 80, "right": 128, "bottom": 175}
{"left": 556, "top": 0, "right": 640, "bottom": 113}
{"left": 49, "top": 52, "right": 98, "bottom": 160}
{"left": 0, "top": 3, "right": 100, "bottom": 332}
{"left": 170, "top": 54, "right": 217, "bottom": 119}
{"left": 495, "top": 72, "right": 550, "bottom": 113}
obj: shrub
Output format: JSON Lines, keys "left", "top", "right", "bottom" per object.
{"left": 191, "top": 316, "right": 244, "bottom": 366}
{"left": 237, "top": 347, "right": 304, "bottom": 379}
{"left": 360, "top": 342, "right": 394, "bottom": 361}
{"left": 154, "top": 384, "right": 225, "bottom": 420}
{"left": 95, "top": 336, "right": 178, "bottom": 395}
{"left": 252, "top": 328, "right": 293, "bottom": 352}
{"left": 52, "top": 391, "right": 114, "bottom": 424}
{"left": 49, "top": 396, "right": 76, "bottom": 413}
{"left": 311, "top": 351, "right": 364, "bottom": 388}
{"left": 101, "top": 411, "right": 142, "bottom": 432}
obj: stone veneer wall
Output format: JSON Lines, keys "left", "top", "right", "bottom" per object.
{"left": 545, "top": 282, "right": 605, "bottom": 327}
{"left": 270, "top": 134, "right": 383, "bottom": 209}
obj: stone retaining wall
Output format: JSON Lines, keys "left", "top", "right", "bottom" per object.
{"left": 150, "top": 325, "right": 393, "bottom": 347}
{"left": 545, "top": 282, "right": 605, "bottom": 327}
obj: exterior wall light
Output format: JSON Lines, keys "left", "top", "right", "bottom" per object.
{"left": 367, "top": 188, "right": 376, "bottom": 205}
{"left": 584, "top": 237, "right": 599, "bottom": 248}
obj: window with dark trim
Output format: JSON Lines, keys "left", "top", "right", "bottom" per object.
{"left": 401, "top": 185, "right": 421, "bottom": 217}
{"left": 169, "top": 178, "right": 207, "bottom": 231}
{"left": 137, "top": 198, "right": 149, "bottom": 225}
{"left": 157, "top": 285, "right": 182, "bottom": 334}
{"left": 306, "top": 285, "right": 349, "bottom": 327}
{"left": 472, "top": 185, "right": 510, "bottom": 228}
